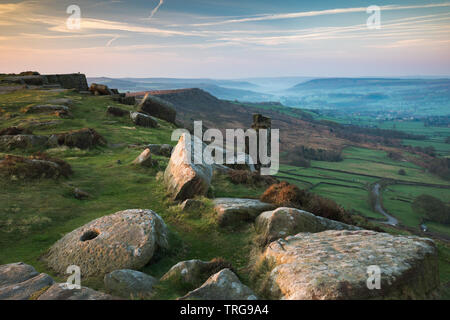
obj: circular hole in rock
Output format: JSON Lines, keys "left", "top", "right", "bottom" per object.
{"left": 80, "top": 229, "right": 100, "bottom": 242}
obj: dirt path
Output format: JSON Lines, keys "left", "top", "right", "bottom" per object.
{"left": 373, "top": 183, "right": 399, "bottom": 226}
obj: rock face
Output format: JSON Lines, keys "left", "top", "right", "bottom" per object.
{"left": 37, "top": 283, "right": 114, "bottom": 300}
{"left": 255, "top": 207, "right": 360, "bottom": 244}
{"left": 133, "top": 148, "right": 156, "bottom": 167}
{"left": 45, "top": 209, "right": 169, "bottom": 278}
{"left": 213, "top": 198, "right": 276, "bottom": 227}
{"left": 0, "top": 263, "right": 54, "bottom": 300}
{"left": 164, "top": 134, "right": 213, "bottom": 201}
{"left": 179, "top": 269, "right": 257, "bottom": 300}
{"left": 104, "top": 269, "right": 158, "bottom": 299}
{"left": 161, "top": 259, "right": 232, "bottom": 288}
{"left": 130, "top": 112, "right": 159, "bottom": 128}
{"left": 148, "top": 144, "right": 173, "bottom": 157}
{"left": 261, "top": 230, "right": 439, "bottom": 300}
{"left": 138, "top": 94, "right": 176, "bottom": 124}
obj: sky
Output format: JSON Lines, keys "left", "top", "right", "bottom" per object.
{"left": 0, "top": 0, "right": 449, "bottom": 78}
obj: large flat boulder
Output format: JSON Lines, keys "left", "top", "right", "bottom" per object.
{"left": 164, "top": 134, "right": 213, "bottom": 201}
{"left": 138, "top": 94, "right": 176, "bottom": 124}
{"left": 0, "top": 262, "right": 39, "bottom": 287}
{"left": 37, "top": 283, "right": 114, "bottom": 300}
{"left": 0, "top": 272, "right": 54, "bottom": 300}
{"left": 24, "top": 105, "right": 70, "bottom": 114}
{"left": 130, "top": 112, "right": 158, "bottom": 128}
{"left": 179, "top": 269, "right": 257, "bottom": 300}
{"left": 213, "top": 198, "right": 276, "bottom": 227}
{"left": 260, "top": 230, "right": 439, "bottom": 300}
{"left": 0, "top": 154, "right": 72, "bottom": 179}
{"left": 104, "top": 269, "right": 158, "bottom": 299}
{"left": 0, "top": 134, "right": 49, "bottom": 151}
{"left": 255, "top": 207, "right": 360, "bottom": 244}
{"left": 45, "top": 209, "right": 169, "bottom": 278}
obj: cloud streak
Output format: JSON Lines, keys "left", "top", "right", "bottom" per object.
{"left": 149, "top": 0, "right": 164, "bottom": 19}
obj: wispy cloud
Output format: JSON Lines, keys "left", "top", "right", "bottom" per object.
{"left": 149, "top": 0, "right": 164, "bottom": 19}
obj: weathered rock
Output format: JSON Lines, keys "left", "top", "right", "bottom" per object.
{"left": 0, "top": 262, "right": 39, "bottom": 287}
{"left": 213, "top": 198, "right": 276, "bottom": 227}
{"left": 50, "top": 128, "right": 106, "bottom": 149}
{"left": 255, "top": 207, "right": 360, "bottom": 244}
{"left": 148, "top": 144, "right": 173, "bottom": 157}
{"left": 0, "top": 134, "right": 49, "bottom": 151}
{"left": 133, "top": 148, "right": 157, "bottom": 167}
{"left": 161, "top": 259, "right": 232, "bottom": 289}
{"left": 0, "top": 272, "right": 54, "bottom": 300}
{"left": 130, "top": 112, "right": 159, "bottom": 128}
{"left": 104, "top": 269, "right": 158, "bottom": 299}
{"left": 37, "top": 283, "right": 114, "bottom": 300}
{"left": 74, "top": 188, "right": 90, "bottom": 200}
{"left": 45, "top": 209, "right": 169, "bottom": 278}
{"left": 138, "top": 94, "right": 176, "bottom": 124}
{"left": 113, "top": 95, "right": 136, "bottom": 106}
{"left": 164, "top": 134, "right": 213, "bottom": 201}
{"left": 261, "top": 230, "right": 439, "bottom": 300}
{"left": 0, "top": 154, "right": 72, "bottom": 179}
{"left": 89, "top": 83, "right": 113, "bottom": 95}
{"left": 24, "top": 105, "right": 69, "bottom": 114}
{"left": 180, "top": 199, "right": 205, "bottom": 211}
{"left": 107, "top": 105, "right": 129, "bottom": 117}
{"left": 179, "top": 269, "right": 257, "bottom": 300}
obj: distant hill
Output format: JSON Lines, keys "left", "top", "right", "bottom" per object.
{"left": 87, "top": 77, "right": 271, "bottom": 102}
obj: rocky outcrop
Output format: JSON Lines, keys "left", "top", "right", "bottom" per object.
{"left": 37, "top": 283, "right": 114, "bottom": 300}
{"left": 255, "top": 207, "right": 360, "bottom": 244}
{"left": 0, "top": 263, "right": 54, "bottom": 300}
{"left": 179, "top": 269, "right": 257, "bottom": 300}
{"left": 132, "top": 148, "right": 157, "bottom": 167}
{"left": 89, "top": 83, "right": 113, "bottom": 95}
{"left": 213, "top": 198, "right": 276, "bottom": 227}
{"left": 260, "top": 230, "right": 439, "bottom": 300}
{"left": 104, "top": 269, "right": 158, "bottom": 299}
{"left": 45, "top": 209, "right": 169, "bottom": 278}
{"left": 148, "top": 144, "right": 173, "bottom": 157}
{"left": 130, "top": 112, "right": 159, "bottom": 128}
{"left": 164, "top": 134, "right": 213, "bottom": 201}
{"left": 0, "top": 127, "right": 33, "bottom": 136}
{"left": 24, "top": 105, "right": 70, "bottom": 114}
{"left": 138, "top": 94, "right": 176, "bottom": 124}
{"left": 161, "top": 259, "right": 232, "bottom": 288}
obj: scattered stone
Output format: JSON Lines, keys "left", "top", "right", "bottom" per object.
{"left": 164, "top": 134, "right": 213, "bottom": 201}
{"left": 74, "top": 188, "right": 90, "bottom": 200}
{"left": 45, "top": 209, "right": 169, "bottom": 278}
{"left": 130, "top": 112, "right": 159, "bottom": 128}
{"left": 89, "top": 83, "right": 113, "bottom": 95}
{"left": 0, "top": 127, "right": 33, "bottom": 136}
{"left": 179, "top": 269, "right": 257, "bottom": 300}
{"left": 147, "top": 144, "right": 173, "bottom": 157}
{"left": 37, "top": 283, "right": 115, "bottom": 300}
{"left": 0, "top": 134, "right": 49, "bottom": 151}
{"left": 0, "top": 262, "right": 39, "bottom": 287}
{"left": 180, "top": 199, "right": 205, "bottom": 211}
{"left": 213, "top": 198, "right": 276, "bottom": 227}
{"left": 107, "top": 105, "right": 130, "bottom": 117}
{"left": 260, "top": 230, "right": 439, "bottom": 300}
{"left": 255, "top": 207, "right": 360, "bottom": 245}
{"left": 104, "top": 269, "right": 158, "bottom": 299}
{"left": 49, "top": 128, "right": 107, "bottom": 149}
{"left": 0, "top": 154, "right": 73, "bottom": 179}
{"left": 113, "top": 95, "right": 136, "bottom": 105}
{"left": 24, "top": 104, "right": 70, "bottom": 114}
{"left": 138, "top": 93, "right": 177, "bottom": 124}
{"left": 161, "top": 259, "right": 233, "bottom": 289}
{"left": 133, "top": 148, "right": 157, "bottom": 167}
{"left": 46, "top": 98, "right": 73, "bottom": 106}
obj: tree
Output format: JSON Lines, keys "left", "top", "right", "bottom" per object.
{"left": 412, "top": 195, "right": 450, "bottom": 225}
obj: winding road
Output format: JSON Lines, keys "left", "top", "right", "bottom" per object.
{"left": 372, "top": 183, "right": 399, "bottom": 226}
